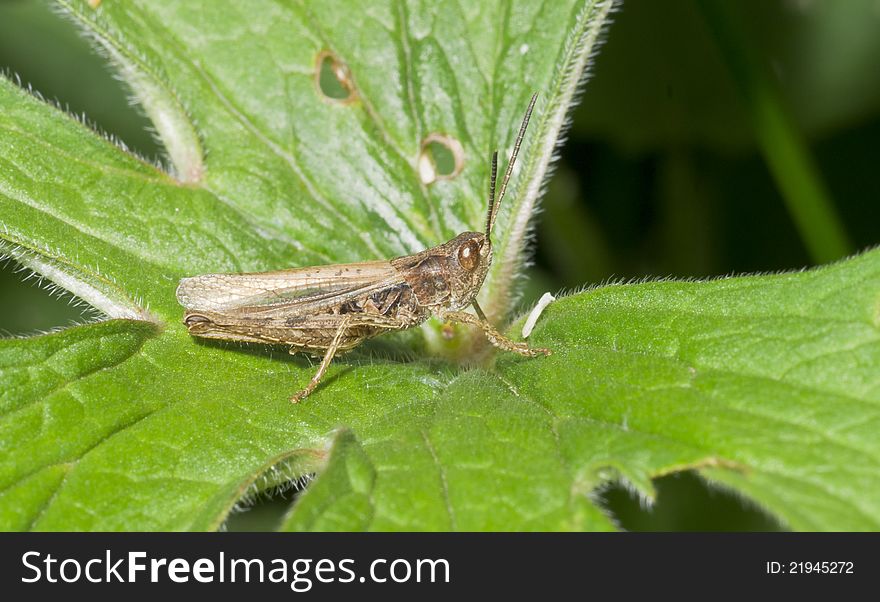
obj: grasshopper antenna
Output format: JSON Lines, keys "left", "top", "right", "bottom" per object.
{"left": 484, "top": 151, "right": 498, "bottom": 237}
{"left": 487, "top": 92, "right": 538, "bottom": 237}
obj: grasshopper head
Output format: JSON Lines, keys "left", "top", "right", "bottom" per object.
{"left": 444, "top": 231, "right": 493, "bottom": 308}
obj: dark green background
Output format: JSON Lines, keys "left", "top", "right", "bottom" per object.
{"left": 2, "top": 0, "right": 877, "bottom": 531}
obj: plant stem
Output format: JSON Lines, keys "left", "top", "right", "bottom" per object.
{"left": 696, "top": 0, "right": 852, "bottom": 264}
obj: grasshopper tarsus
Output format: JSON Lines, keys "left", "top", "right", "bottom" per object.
{"left": 289, "top": 358, "right": 330, "bottom": 403}
{"left": 528, "top": 347, "right": 553, "bottom": 358}
{"left": 178, "top": 93, "right": 547, "bottom": 404}
{"left": 506, "top": 343, "right": 552, "bottom": 358}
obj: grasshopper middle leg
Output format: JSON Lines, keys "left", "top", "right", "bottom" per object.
{"left": 288, "top": 314, "right": 410, "bottom": 403}
{"left": 289, "top": 316, "right": 353, "bottom": 404}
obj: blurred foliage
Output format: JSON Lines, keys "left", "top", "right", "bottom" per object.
{"left": 538, "top": 0, "right": 879, "bottom": 289}
{"left": 1, "top": 0, "right": 877, "bottom": 531}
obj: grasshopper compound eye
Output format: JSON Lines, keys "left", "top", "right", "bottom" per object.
{"left": 457, "top": 239, "right": 481, "bottom": 272}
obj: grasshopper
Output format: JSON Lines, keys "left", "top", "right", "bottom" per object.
{"left": 177, "top": 93, "right": 550, "bottom": 403}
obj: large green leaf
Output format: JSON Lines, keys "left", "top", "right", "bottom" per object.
{"left": 278, "top": 248, "right": 880, "bottom": 531}
{"left": 2, "top": 0, "right": 878, "bottom": 531}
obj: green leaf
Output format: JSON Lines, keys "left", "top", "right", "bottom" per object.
{"left": 4, "top": 246, "right": 878, "bottom": 530}
{"left": 496, "top": 249, "right": 880, "bottom": 531}
{"left": 277, "top": 247, "right": 880, "bottom": 531}
{"left": 2, "top": 0, "right": 877, "bottom": 532}
{"left": 1, "top": 0, "right": 619, "bottom": 530}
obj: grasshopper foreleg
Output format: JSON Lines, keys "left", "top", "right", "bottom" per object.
{"left": 439, "top": 301, "right": 551, "bottom": 357}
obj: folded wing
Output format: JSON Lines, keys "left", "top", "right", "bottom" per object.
{"left": 176, "top": 260, "right": 401, "bottom": 316}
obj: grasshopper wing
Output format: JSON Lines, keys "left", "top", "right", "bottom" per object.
{"left": 176, "top": 260, "right": 400, "bottom": 313}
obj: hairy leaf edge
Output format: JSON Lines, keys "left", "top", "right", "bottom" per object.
{"left": 485, "top": 0, "right": 620, "bottom": 322}
{"left": 54, "top": 0, "right": 205, "bottom": 182}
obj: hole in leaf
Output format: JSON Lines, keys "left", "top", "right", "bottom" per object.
{"left": 224, "top": 483, "right": 303, "bottom": 532}
{"left": 315, "top": 51, "right": 356, "bottom": 103}
{"left": 599, "top": 471, "right": 785, "bottom": 531}
{"left": 418, "top": 134, "right": 464, "bottom": 184}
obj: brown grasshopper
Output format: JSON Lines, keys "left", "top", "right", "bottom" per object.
{"left": 177, "top": 93, "right": 550, "bottom": 403}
